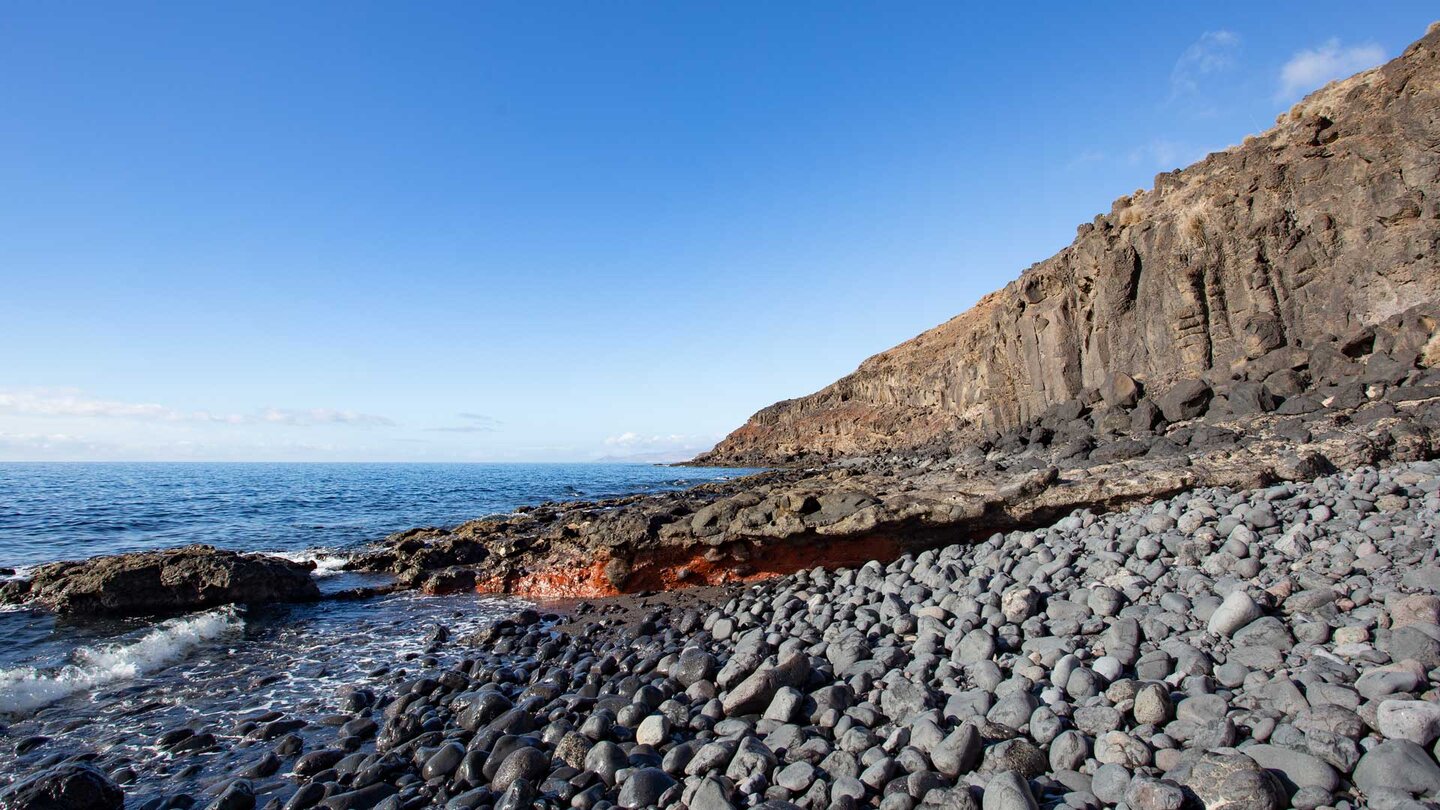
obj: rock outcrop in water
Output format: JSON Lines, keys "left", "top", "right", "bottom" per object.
{"left": 694, "top": 24, "right": 1440, "bottom": 467}
{"left": 0, "top": 544, "right": 320, "bottom": 615}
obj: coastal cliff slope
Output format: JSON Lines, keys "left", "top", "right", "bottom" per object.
{"left": 695, "top": 25, "right": 1440, "bottom": 466}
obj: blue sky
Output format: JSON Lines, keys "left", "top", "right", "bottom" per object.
{"left": 0, "top": 2, "right": 1433, "bottom": 462}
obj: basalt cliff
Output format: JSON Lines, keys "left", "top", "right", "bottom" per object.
{"left": 694, "top": 25, "right": 1440, "bottom": 467}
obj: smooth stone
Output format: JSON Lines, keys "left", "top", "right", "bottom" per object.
{"left": 617, "top": 767, "right": 676, "bottom": 809}
{"left": 1209, "top": 591, "right": 1262, "bottom": 637}
{"left": 1353, "top": 740, "right": 1440, "bottom": 797}
{"left": 1241, "top": 744, "right": 1340, "bottom": 793}
{"left": 1377, "top": 700, "right": 1440, "bottom": 745}
{"left": 981, "top": 770, "right": 1038, "bottom": 810}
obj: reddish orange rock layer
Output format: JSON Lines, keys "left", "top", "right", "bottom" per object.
{"left": 474, "top": 560, "right": 614, "bottom": 600}
{"left": 474, "top": 534, "right": 906, "bottom": 600}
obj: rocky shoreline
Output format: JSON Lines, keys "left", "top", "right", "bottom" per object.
{"left": 6, "top": 458, "right": 1440, "bottom": 809}
{"left": 4, "top": 20, "right": 1440, "bottom": 810}
{"left": 337, "top": 310, "right": 1440, "bottom": 607}
{"left": 5, "top": 297, "right": 1440, "bottom": 810}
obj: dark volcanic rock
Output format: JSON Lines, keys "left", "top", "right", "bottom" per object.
{"left": 0, "top": 763, "right": 124, "bottom": 810}
{"left": 1158, "top": 379, "right": 1214, "bottom": 423}
{"left": 4, "top": 544, "right": 320, "bottom": 615}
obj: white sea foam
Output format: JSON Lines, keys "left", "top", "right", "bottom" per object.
{"left": 271, "top": 550, "right": 351, "bottom": 577}
{"left": 0, "top": 566, "right": 35, "bottom": 611}
{"left": 0, "top": 607, "right": 243, "bottom": 718}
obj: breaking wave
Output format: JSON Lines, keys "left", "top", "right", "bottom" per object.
{"left": 0, "top": 607, "right": 243, "bottom": 718}
{"left": 271, "top": 549, "right": 351, "bottom": 577}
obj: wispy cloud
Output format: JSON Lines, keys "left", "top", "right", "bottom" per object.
{"left": 1169, "top": 30, "right": 1240, "bottom": 110}
{"left": 253, "top": 408, "right": 394, "bottom": 427}
{"left": 1277, "top": 38, "right": 1385, "bottom": 101}
{"left": 1064, "top": 149, "right": 1107, "bottom": 170}
{"left": 604, "top": 431, "right": 644, "bottom": 447}
{"left": 0, "top": 388, "right": 394, "bottom": 427}
{"left": 0, "top": 431, "right": 108, "bottom": 454}
{"left": 425, "top": 412, "right": 502, "bottom": 433}
{"left": 458, "top": 412, "right": 501, "bottom": 426}
{"left": 1127, "top": 138, "right": 1215, "bottom": 170}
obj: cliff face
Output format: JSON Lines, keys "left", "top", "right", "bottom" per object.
{"left": 696, "top": 25, "right": 1440, "bottom": 466}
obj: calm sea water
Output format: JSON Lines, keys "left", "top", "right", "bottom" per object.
{"left": 0, "top": 462, "right": 754, "bottom": 792}
{"left": 0, "top": 461, "right": 750, "bottom": 570}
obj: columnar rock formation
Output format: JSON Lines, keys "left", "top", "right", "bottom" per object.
{"left": 695, "top": 25, "right": 1440, "bottom": 467}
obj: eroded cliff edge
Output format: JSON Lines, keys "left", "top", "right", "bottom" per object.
{"left": 694, "top": 25, "right": 1440, "bottom": 467}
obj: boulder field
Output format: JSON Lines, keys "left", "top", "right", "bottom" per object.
{"left": 353, "top": 457, "right": 1440, "bottom": 810}
{"left": 14, "top": 457, "right": 1439, "bottom": 809}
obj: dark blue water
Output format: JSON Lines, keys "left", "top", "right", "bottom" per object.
{"left": 0, "top": 462, "right": 751, "bottom": 570}
{"left": 0, "top": 462, "right": 756, "bottom": 790}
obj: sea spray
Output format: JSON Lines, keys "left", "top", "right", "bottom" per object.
{"left": 271, "top": 549, "right": 352, "bottom": 577}
{"left": 0, "top": 606, "right": 243, "bottom": 718}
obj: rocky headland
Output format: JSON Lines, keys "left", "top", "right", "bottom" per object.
{"left": 695, "top": 21, "right": 1440, "bottom": 467}
{"left": 4, "top": 20, "right": 1440, "bottom": 810}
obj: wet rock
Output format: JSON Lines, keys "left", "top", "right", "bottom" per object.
{"left": 294, "top": 748, "right": 345, "bottom": 777}
{"left": 14, "top": 544, "right": 320, "bottom": 614}
{"left": 0, "top": 763, "right": 125, "bottom": 810}
{"left": 204, "top": 781, "right": 256, "bottom": 810}
{"left": 422, "top": 741, "right": 465, "bottom": 780}
{"left": 618, "top": 767, "right": 676, "bottom": 809}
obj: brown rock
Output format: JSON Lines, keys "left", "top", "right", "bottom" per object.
{"left": 1101, "top": 372, "right": 1143, "bottom": 409}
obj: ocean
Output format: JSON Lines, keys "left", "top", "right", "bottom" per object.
{"left": 0, "top": 462, "right": 752, "bottom": 797}
{"left": 0, "top": 461, "right": 749, "bottom": 570}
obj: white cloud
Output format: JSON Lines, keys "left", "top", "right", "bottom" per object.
{"left": 0, "top": 390, "right": 179, "bottom": 420}
{"left": 0, "top": 431, "right": 106, "bottom": 453}
{"left": 1170, "top": 30, "right": 1240, "bottom": 102}
{"left": 604, "top": 431, "right": 643, "bottom": 447}
{"left": 600, "top": 431, "right": 718, "bottom": 461}
{"left": 1277, "top": 39, "right": 1385, "bottom": 101}
{"left": 0, "top": 388, "right": 394, "bottom": 427}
